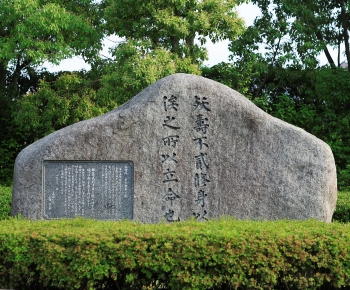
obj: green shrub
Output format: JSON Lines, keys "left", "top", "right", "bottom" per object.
{"left": 333, "top": 191, "right": 350, "bottom": 223}
{"left": 1, "top": 218, "right": 350, "bottom": 289}
{"left": 0, "top": 185, "right": 11, "bottom": 220}
{"left": 338, "top": 166, "right": 350, "bottom": 192}
{"left": 0, "top": 188, "right": 350, "bottom": 288}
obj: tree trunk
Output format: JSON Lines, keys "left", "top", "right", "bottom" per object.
{"left": 0, "top": 63, "right": 7, "bottom": 96}
{"left": 340, "top": 0, "right": 350, "bottom": 72}
{"left": 8, "top": 60, "right": 21, "bottom": 98}
{"left": 338, "top": 37, "right": 341, "bottom": 67}
{"left": 170, "top": 36, "right": 180, "bottom": 57}
{"left": 186, "top": 36, "right": 195, "bottom": 61}
{"left": 254, "top": 36, "right": 282, "bottom": 99}
{"left": 315, "top": 31, "right": 336, "bottom": 68}
{"left": 323, "top": 46, "right": 336, "bottom": 69}
{"left": 8, "top": 57, "right": 31, "bottom": 98}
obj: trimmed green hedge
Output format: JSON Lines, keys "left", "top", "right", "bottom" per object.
{"left": 1, "top": 218, "right": 350, "bottom": 289}
{"left": 1, "top": 188, "right": 350, "bottom": 288}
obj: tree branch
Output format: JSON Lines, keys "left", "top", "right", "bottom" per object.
{"left": 7, "top": 57, "right": 32, "bottom": 97}
{"left": 315, "top": 31, "right": 336, "bottom": 68}
{"left": 254, "top": 36, "right": 282, "bottom": 99}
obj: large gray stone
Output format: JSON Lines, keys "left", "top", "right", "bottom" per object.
{"left": 12, "top": 73, "right": 337, "bottom": 222}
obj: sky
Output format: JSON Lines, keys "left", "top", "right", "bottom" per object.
{"left": 42, "top": 2, "right": 341, "bottom": 72}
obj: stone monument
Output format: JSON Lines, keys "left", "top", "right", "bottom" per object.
{"left": 12, "top": 74, "right": 337, "bottom": 222}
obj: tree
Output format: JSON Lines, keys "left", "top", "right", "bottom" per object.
{"left": 0, "top": 0, "right": 103, "bottom": 184}
{"left": 0, "top": 0, "right": 103, "bottom": 96}
{"left": 14, "top": 71, "right": 107, "bottom": 143}
{"left": 264, "top": 67, "right": 350, "bottom": 190}
{"left": 204, "top": 0, "right": 350, "bottom": 189}
{"left": 228, "top": 0, "right": 350, "bottom": 102}
{"left": 103, "top": 0, "right": 246, "bottom": 64}
{"left": 230, "top": 0, "right": 350, "bottom": 71}
{"left": 2, "top": 0, "right": 248, "bottom": 184}
{"left": 98, "top": 39, "right": 201, "bottom": 106}
{"left": 98, "top": 0, "right": 247, "bottom": 110}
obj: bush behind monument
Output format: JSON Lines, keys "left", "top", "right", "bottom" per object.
{"left": 0, "top": 185, "right": 11, "bottom": 220}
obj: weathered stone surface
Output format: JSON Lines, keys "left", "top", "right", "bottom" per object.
{"left": 12, "top": 73, "right": 337, "bottom": 222}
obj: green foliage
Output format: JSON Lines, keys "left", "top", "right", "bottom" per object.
{"left": 333, "top": 191, "right": 350, "bottom": 223}
{"left": 1, "top": 0, "right": 247, "bottom": 184}
{"left": 201, "top": 62, "right": 271, "bottom": 112}
{"left": 203, "top": 61, "right": 350, "bottom": 189}
{"left": 12, "top": 42, "right": 201, "bottom": 145}
{"left": 13, "top": 71, "right": 109, "bottom": 144}
{"left": 99, "top": 0, "right": 247, "bottom": 109}
{"left": 0, "top": 186, "right": 11, "bottom": 220}
{"left": 1, "top": 218, "right": 350, "bottom": 289}
{"left": 338, "top": 166, "right": 350, "bottom": 192}
{"left": 312, "top": 68, "right": 350, "bottom": 187}
{"left": 227, "top": 0, "right": 350, "bottom": 138}
{"left": 100, "top": 40, "right": 201, "bottom": 106}
{"left": 201, "top": 62, "right": 239, "bottom": 89}
{"left": 266, "top": 68, "right": 350, "bottom": 190}
{"left": 0, "top": 68, "right": 60, "bottom": 185}
{"left": 103, "top": 0, "right": 246, "bottom": 64}
{"left": 230, "top": 0, "right": 350, "bottom": 70}
{"left": 0, "top": 0, "right": 103, "bottom": 67}
{"left": 0, "top": 138, "right": 21, "bottom": 186}
{"left": 0, "top": 0, "right": 103, "bottom": 184}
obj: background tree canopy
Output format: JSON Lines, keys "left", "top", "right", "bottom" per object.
{"left": 226, "top": 0, "right": 350, "bottom": 189}
{"left": 1, "top": 0, "right": 350, "bottom": 190}
{"left": 0, "top": 0, "right": 104, "bottom": 184}
{"left": 103, "top": 0, "right": 246, "bottom": 63}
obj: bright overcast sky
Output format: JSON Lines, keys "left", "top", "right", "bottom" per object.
{"left": 43, "top": 2, "right": 339, "bottom": 72}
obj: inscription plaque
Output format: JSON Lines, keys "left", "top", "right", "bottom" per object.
{"left": 43, "top": 160, "right": 134, "bottom": 220}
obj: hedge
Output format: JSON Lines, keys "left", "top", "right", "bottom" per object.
{"left": 1, "top": 218, "right": 350, "bottom": 290}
